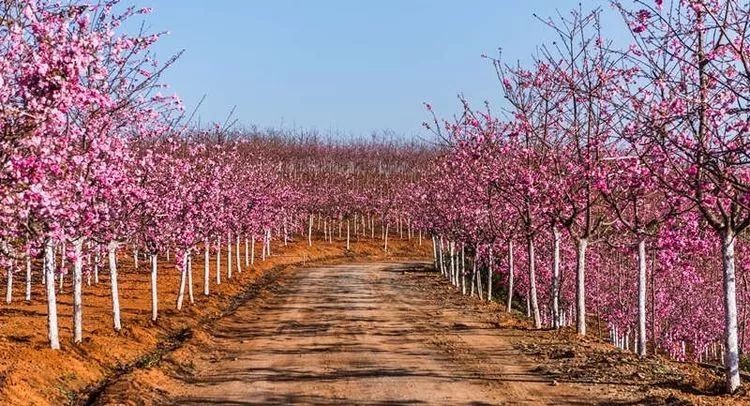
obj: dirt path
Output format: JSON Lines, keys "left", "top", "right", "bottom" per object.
{"left": 143, "top": 262, "right": 633, "bottom": 405}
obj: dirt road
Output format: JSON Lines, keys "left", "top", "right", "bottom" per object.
{"left": 136, "top": 261, "right": 635, "bottom": 406}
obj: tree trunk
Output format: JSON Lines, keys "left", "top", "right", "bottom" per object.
{"left": 187, "top": 249, "right": 194, "bottom": 304}
{"left": 346, "top": 220, "right": 350, "bottom": 251}
{"left": 45, "top": 241, "right": 60, "bottom": 349}
{"left": 552, "top": 227, "right": 561, "bottom": 329}
{"left": 58, "top": 261, "right": 63, "bottom": 293}
{"left": 476, "top": 256, "right": 484, "bottom": 301}
{"left": 721, "top": 229, "right": 741, "bottom": 393}
{"left": 245, "top": 237, "right": 249, "bottom": 267}
{"left": 72, "top": 238, "right": 84, "bottom": 343}
{"left": 227, "top": 235, "right": 232, "bottom": 279}
{"left": 25, "top": 255, "right": 31, "bottom": 302}
{"left": 5, "top": 267, "right": 12, "bottom": 304}
{"left": 236, "top": 235, "right": 241, "bottom": 274}
{"left": 176, "top": 251, "right": 187, "bottom": 310}
{"left": 438, "top": 237, "right": 445, "bottom": 275}
{"left": 94, "top": 248, "right": 99, "bottom": 284}
{"left": 432, "top": 236, "right": 438, "bottom": 270}
{"left": 262, "top": 233, "right": 267, "bottom": 261}
{"left": 283, "top": 218, "right": 288, "bottom": 246}
{"left": 216, "top": 236, "right": 222, "bottom": 285}
{"left": 576, "top": 237, "right": 588, "bottom": 336}
{"left": 308, "top": 214, "right": 313, "bottom": 246}
{"left": 470, "top": 254, "right": 477, "bottom": 297}
{"left": 507, "top": 240, "right": 514, "bottom": 312}
{"left": 151, "top": 253, "right": 158, "bottom": 321}
{"left": 528, "top": 236, "right": 541, "bottom": 329}
{"left": 450, "top": 241, "right": 456, "bottom": 285}
{"left": 108, "top": 241, "right": 122, "bottom": 331}
{"left": 487, "top": 246, "right": 493, "bottom": 302}
{"left": 384, "top": 223, "right": 389, "bottom": 252}
{"left": 637, "top": 237, "right": 647, "bottom": 357}
{"left": 204, "top": 242, "right": 210, "bottom": 296}
{"left": 461, "top": 244, "right": 466, "bottom": 295}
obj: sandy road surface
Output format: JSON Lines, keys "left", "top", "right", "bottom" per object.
{"left": 154, "top": 262, "right": 632, "bottom": 405}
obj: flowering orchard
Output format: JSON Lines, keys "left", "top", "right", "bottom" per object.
{"left": 0, "top": 0, "right": 429, "bottom": 361}
{"left": 417, "top": 0, "right": 750, "bottom": 394}
{"left": 3, "top": 0, "right": 750, "bottom": 398}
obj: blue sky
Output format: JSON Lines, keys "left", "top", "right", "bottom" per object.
{"left": 142, "top": 1, "right": 628, "bottom": 139}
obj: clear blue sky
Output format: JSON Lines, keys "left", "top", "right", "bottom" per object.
{"left": 142, "top": 1, "right": 627, "bottom": 139}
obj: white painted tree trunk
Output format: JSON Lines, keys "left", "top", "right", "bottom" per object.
{"left": 133, "top": 249, "right": 139, "bottom": 270}
{"left": 151, "top": 253, "right": 158, "bottom": 321}
{"left": 419, "top": 230, "right": 422, "bottom": 246}
{"left": 637, "top": 238, "right": 647, "bottom": 357}
{"left": 187, "top": 249, "right": 194, "bottom": 304}
{"left": 721, "top": 230, "right": 741, "bottom": 393}
{"left": 236, "top": 235, "right": 241, "bottom": 274}
{"left": 526, "top": 293, "right": 531, "bottom": 317}
{"left": 204, "top": 242, "right": 210, "bottom": 296}
{"left": 449, "top": 241, "right": 455, "bottom": 285}
{"left": 476, "top": 257, "right": 484, "bottom": 301}
{"left": 552, "top": 227, "right": 561, "bottom": 329}
{"left": 527, "top": 236, "right": 541, "bottom": 329}
{"left": 506, "top": 240, "right": 514, "bottom": 313}
{"left": 308, "top": 214, "right": 313, "bottom": 246}
{"left": 346, "top": 220, "right": 350, "bottom": 250}
{"left": 216, "top": 236, "right": 222, "bottom": 285}
{"left": 576, "top": 237, "right": 588, "bottom": 336}
{"left": 176, "top": 251, "right": 188, "bottom": 311}
{"left": 438, "top": 237, "right": 445, "bottom": 275}
{"left": 431, "top": 236, "right": 438, "bottom": 270}
{"left": 486, "top": 246, "right": 493, "bottom": 302}
{"left": 384, "top": 223, "right": 389, "bottom": 252}
{"left": 94, "top": 248, "right": 99, "bottom": 284}
{"left": 72, "top": 238, "right": 84, "bottom": 343}
{"left": 227, "top": 235, "right": 232, "bottom": 279}
{"left": 245, "top": 237, "right": 249, "bottom": 267}
{"left": 45, "top": 241, "right": 60, "bottom": 349}
{"left": 60, "top": 242, "right": 66, "bottom": 272}
{"left": 25, "top": 255, "right": 31, "bottom": 302}
{"left": 461, "top": 244, "right": 466, "bottom": 295}
{"left": 108, "top": 241, "right": 122, "bottom": 332}
{"left": 470, "top": 255, "right": 477, "bottom": 297}
{"left": 5, "top": 266, "right": 12, "bottom": 304}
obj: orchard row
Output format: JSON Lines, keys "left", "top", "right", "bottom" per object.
{"left": 411, "top": 0, "right": 750, "bottom": 394}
